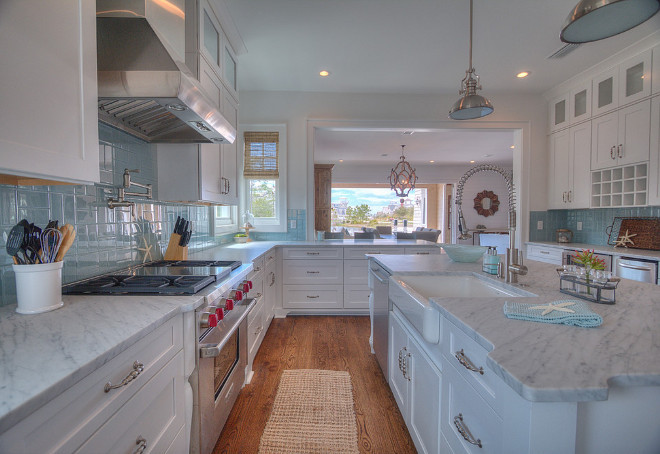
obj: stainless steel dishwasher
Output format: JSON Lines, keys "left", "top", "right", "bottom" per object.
{"left": 368, "top": 260, "right": 391, "bottom": 381}
{"left": 615, "top": 256, "right": 659, "bottom": 284}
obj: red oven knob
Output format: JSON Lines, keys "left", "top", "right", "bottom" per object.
{"left": 241, "top": 280, "right": 253, "bottom": 292}
{"left": 200, "top": 312, "right": 218, "bottom": 329}
{"left": 229, "top": 289, "right": 243, "bottom": 301}
{"left": 225, "top": 298, "right": 234, "bottom": 311}
{"left": 216, "top": 307, "right": 224, "bottom": 320}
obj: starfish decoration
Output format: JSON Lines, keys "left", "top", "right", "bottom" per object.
{"left": 136, "top": 236, "right": 154, "bottom": 263}
{"left": 529, "top": 301, "right": 576, "bottom": 316}
{"left": 614, "top": 229, "right": 637, "bottom": 248}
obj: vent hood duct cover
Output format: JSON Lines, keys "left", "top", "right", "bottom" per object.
{"left": 96, "top": 14, "right": 236, "bottom": 144}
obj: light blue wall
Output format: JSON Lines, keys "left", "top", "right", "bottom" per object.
{"left": 0, "top": 124, "right": 305, "bottom": 306}
{"left": 529, "top": 206, "right": 660, "bottom": 245}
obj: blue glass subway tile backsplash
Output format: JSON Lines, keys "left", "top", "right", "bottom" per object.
{"left": 0, "top": 123, "right": 306, "bottom": 307}
{"left": 529, "top": 206, "right": 660, "bottom": 244}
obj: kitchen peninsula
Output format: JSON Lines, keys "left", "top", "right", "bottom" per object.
{"left": 372, "top": 252, "right": 660, "bottom": 453}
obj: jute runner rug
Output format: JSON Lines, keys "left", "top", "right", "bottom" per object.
{"left": 258, "top": 369, "right": 359, "bottom": 454}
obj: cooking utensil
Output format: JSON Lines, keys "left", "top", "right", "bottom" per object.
{"left": 56, "top": 224, "right": 76, "bottom": 262}
{"left": 46, "top": 220, "right": 59, "bottom": 230}
{"left": 41, "top": 228, "right": 63, "bottom": 263}
{"left": 6, "top": 223, "right": 25, "bottom": 263}
{"left": 174, "top": 216, "right": 182, "bottom": 234}
{"left": 22, "top": 223, "right": 42, "bottom": 264}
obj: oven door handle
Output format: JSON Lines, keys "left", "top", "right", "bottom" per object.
{"left": 199, "top": 298, "right": 257, "bottom": 358}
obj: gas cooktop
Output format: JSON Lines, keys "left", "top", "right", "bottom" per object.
{"left": 63, "top": 259, "right": 242, "bottom": 295}
{"left": 63, "top": 275, "right": 216, "bottom": 295}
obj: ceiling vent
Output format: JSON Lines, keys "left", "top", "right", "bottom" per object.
{"left": 546, "top": 43, "right": 581, "bottom": 59}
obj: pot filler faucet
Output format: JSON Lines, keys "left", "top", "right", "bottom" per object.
{"left": 455, "top": 164, "right": 527, "bottom": 283}
{"left": 107, "top": 168, "right": 153, "bottom": 215}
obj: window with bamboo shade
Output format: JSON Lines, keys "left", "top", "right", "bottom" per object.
{"left": 243, "top": 131, "right": 279, "bottom": 179}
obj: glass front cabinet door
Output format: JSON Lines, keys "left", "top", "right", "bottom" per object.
{"left": 549, "top": 93, "right": 569, "bottom": 132}
{"left": 570, "top": 83, "right": 591, "bottom": 124}
{"left": 592, "top": 67, "right": 618, "bottom": 117}
{"left": 618, "top": 49, "right": 652, "bottom": 106}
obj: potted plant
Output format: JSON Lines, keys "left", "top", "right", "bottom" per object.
{"left": 234, "top": 233, "right": 248, "bottom": 243}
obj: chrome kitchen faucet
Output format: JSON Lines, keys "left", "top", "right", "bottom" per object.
{"left": 455, "top": 164, "right": 527, "bottom": 283}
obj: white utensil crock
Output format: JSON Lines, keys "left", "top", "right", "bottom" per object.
{"left": 12, "top": 261, "right": 64, "bottom": 314}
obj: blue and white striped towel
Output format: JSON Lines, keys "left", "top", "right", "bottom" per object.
{"left": 503, "top": 299, "right": 602, "bottom": 328}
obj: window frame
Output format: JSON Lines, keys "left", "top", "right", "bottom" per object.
{"left": 213, "top": 205, "right": 238, "bottom": 235}
{"left": 241, "top": 124, "right": 288, "bottom": 232}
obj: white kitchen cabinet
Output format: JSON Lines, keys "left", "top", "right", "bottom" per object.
{"left": 0, "top": 0, "right": 99, "bottom": 185}
{"left": 649, "top": 96, "right": 660, "bottom": 206}
{"left": 592, "top": 67, "right": 619, "bottom": 117}
{"left": 549, "top": 93, "right": 570, "bottom": 132}
{"left": 0, "top": 315, "right": 184, "bottom": 453}
{"left": 389, "top": 310, "right": 442, "bottom": 454}
{"left": 526, "top": 244, "right": 563, "bottom": 265}
{"left": 569, "top": 82, "right": 592, "bottom": 125}
{"left": 591, "top": 100, "right": 651, "bottom": 170}
{"left": 549, "top": 127, "right": 590, "bottom": 209}
{"left": 282, "top": 285, "right": 344, "bottom": 309}
{"left": 618, "top": 50, "right": 652, "bottom": 106}
{"left": 282, "top": 259, "right": 343, "bottom": 285}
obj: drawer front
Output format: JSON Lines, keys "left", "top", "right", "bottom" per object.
{"left": 282, "top": 285, "right": 343, "bottom": 309}
{"left": 404, "top": 247, "right": 441, "bottom": 256}
{"left": 0, "top": 316, "right": 183, "bottom": 454}
{"left": 527, "top": 245, "right": 562, "bottom": 265}
{"left": 282, "top": 247, "right": 343, "bottom": 259}
{"left": 343, "top": 285, "right": 371, "bottom": 309}
{"left": 282, "top": 259, "right": 343, "bottom": 285}
{"left": 251, "top": 255, "right": 265, "bottom": 275}
{"left": 344, "top": 247, "right": 403, "bottom": 260}
{"left": 344, "top": 259, "right": 369, "bottom": 285}
{"left": 264, "top": 249, "right": 277, "bottom": 265}
{"left": 443, "top": 360, "right": 502, "bottom": 454}
{"left": 75, "top": 351, "right": 185, "bottom": 454}
{"left": 443, "top": 320, "right": 498, "bottom": 412}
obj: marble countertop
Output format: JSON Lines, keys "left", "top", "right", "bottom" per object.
{"left": 0, "top": 239, "right": 436, "bottom": 433}
{"left": 527, "top": 241, "right": 660, "bottom": 260}
{"left": 373, "top": 254, "right": 660, "bottom": 402}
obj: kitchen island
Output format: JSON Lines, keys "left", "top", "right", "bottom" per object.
{"left": 372, "top": 253, "right": 660, "bottom": 453}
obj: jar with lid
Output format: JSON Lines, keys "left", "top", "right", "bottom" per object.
{"left": 556, "top": 229, "right": 573, "bottom": 243}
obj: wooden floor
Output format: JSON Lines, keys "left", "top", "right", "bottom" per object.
{"left": 212, "top": 316, "right": 416, "bottom": 454}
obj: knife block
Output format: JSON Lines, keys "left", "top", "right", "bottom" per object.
{"left": 164, "top": 233, "right": 188, "bottom": 260}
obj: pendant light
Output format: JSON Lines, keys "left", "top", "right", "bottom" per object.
{"left": 389, "top": 145, "right": 418, "bottom": 204}
{"left": 449, "top": 0, "right": 494, "bottom": 120}
{"left": 560, "top": 0, "right": 659, "bottom": 44}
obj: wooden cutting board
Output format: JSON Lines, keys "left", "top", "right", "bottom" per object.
{"left": 616, "top": 218, "right": 660, "bottom": 250}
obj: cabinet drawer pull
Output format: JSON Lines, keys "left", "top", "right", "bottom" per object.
{"left": 455, "top": 349, "right": 484, "bottom": 375}
{"left": 253, "top": 266, "right": 261, "bottom": 272}
{"left": 540, "top": 251, "right": 550, "bottom": 255}
{"left": 610, "top": 146, "right": 616, "bottom": 160}
{"left": 416, "top": 252, "right": 430, "bottom": 255}
{"left": 617, "top": 144, "right": 623, "bottom": 158}
{"left": 454, "top": 413, "right": 482, "bottom": 448}
{"left": 404, "top": 352, "right": 411, "bottom": 381}
{"left": 306, "top": 271, "right": 320, "bottom": 274}
{"left": 269, "top": 272, "right": 276, "bottom": 286}
{"left": 398, "top": 348, "right": 404, "bottom": 372}
{"left": 306, "top": 252, "right": 320, "bottom": 255}
{"left": 133, "top": 436, "right": 147, "bottom": 454}
{"left": 255, "top": 292, "right": 263, "bottom": 298}
{"left": 104, "top": 361, "right": 144, "bottom": 393}
{"left": 306, "top": 295, "right": 320, "bottom": 299}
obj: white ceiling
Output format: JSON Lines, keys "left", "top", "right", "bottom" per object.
{"left": 314, "top": 128, "right": 515, "bottom": 166}
{"left": 224, "top": 0, "right": 659, "bottom": 166}
{"left": 225, "top": 0, "right": 659, "bottom": 94}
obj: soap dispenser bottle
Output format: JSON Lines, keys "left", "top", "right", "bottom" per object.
{"left": 483, "top": 247, "right": 499, "bottom": 275}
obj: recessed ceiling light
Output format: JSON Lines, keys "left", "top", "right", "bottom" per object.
{"left": 510, "top": 145, "right": 515, "bottom": 149}
{"left": 483, "top": 154, "right": 493, "bottom": 157}
{"left": 469, "top": 160, "right": 475, "bottom": 163}
{"left": 339, "top": 159, "right": 343, "bottom": 162}
{"left": 516, "top": 71, "right": 530, "bottom": 78}
{"left": 319, "top": 70, "right": 330, "bottom": 77}
{"left": 429, "top": 160, "right": 435, "bottom": 163}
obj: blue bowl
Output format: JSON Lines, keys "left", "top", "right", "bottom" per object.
{"left": 440, "top": 244, "right": 488, "bottom": 262}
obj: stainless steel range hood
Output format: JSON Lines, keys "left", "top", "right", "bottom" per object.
{"left": 96, "top": 2, "right": 236, "bottom": 144}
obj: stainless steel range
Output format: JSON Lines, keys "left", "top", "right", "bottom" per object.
{"left": 190, "top": 277, "right": 256, "bottom": 454}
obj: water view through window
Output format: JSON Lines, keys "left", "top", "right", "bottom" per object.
{"left": 331, "top": 187, "right": 427, "bottom": 234}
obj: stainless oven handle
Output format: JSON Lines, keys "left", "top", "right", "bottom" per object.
{"left": 618, "top": 262, "right": 653, "bottom": 271}
{"left": 199, "top": 298, "right": 257, "bottom": 358}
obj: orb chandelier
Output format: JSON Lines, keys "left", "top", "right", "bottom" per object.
{"left": 389, "top": 145, "right": 418, "bottom": 204}
{"left": 448, "top": 0, "right": 494, "bottom": 120}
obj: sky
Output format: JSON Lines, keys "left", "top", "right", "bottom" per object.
{"left": 331, "top": 188, "right": 416, "bottom": 211}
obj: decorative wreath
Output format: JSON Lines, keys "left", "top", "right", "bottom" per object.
{"left": 473, "top": 190, "right": 500, "bottom": 217}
